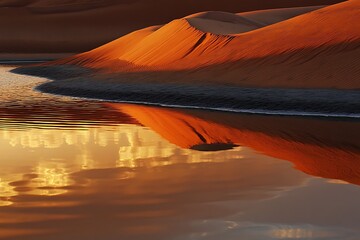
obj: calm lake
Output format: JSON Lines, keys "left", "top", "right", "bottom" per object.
{"left": 1, "top": 66, "right": 360, "bottom": 240}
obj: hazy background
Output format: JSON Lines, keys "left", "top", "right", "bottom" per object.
{"left": 0, "top": 0, "right": 345, "bottom": 53}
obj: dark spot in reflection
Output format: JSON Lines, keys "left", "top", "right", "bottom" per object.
{"left": 9, "top": 180, "right": 30, "bottom": 187}
{"left": 13, "top": 186, "right": 33, "bottom": 192}
{"left": 190, "top": 143, "right": 239, "bottom": 151}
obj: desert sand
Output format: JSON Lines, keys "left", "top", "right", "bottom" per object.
{"left": 41, "top": 0, "right": 359, "bottom": 90}
{"left": 109, "top": 103, "right": 360, "bottom": 185}
{"left": 11, "top": 0, "right": 360, "bottom": 115}
{"left": 0, "top": 0, "right": 345, "bottom": 53}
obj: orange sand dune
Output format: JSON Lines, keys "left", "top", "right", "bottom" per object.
{"left": 0, "top": 0, "right": 343, "bottom": 53}
{"left": 62, "top": 5, "right": 329, "bottom": 67}
{"left": 57, "top": 0, "right": 360, "bottom": 89}
{"left": 109, "top": 103, "right": 360, "bottom": 185}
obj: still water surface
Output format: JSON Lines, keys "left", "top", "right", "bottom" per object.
{"left": 1, "top": 66, "right": 360, "bottom": 240}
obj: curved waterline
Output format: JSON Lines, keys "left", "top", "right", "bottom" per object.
{"left": 35, "top": 82, "right": 360, "bottom": 119}
{"left": 11, "top": 64, "right": 360, "bottom": 119}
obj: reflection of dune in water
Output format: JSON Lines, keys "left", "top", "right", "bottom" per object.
{"left": 110, "top": 103, "right": 360, "bottom": 185}
{"left": 0, "top": 123, "right": 307, "bottom": 239}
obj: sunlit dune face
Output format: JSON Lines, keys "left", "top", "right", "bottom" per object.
{"left": 108, "top": 103, "right": 360, "bottom": 185}
{"left": 66, "top": 2, "right": 360, "bottom": 69}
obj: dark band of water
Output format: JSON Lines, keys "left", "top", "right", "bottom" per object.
{"left": 12, "top": 65, "right": 360, "bottom": 119}
{"left": 35, "top": 81, "right": 360, "bottom": 119}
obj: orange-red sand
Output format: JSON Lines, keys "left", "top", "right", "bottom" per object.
{"left": 54, "top": 1, "right": 360, "bottom": 89}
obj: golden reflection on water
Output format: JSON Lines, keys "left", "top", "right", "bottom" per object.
{"left": 1, "top": 114, "right": 360, "bottom": 239}
{"left": 0, "top": 119, "right": 316, "bottom": 240}
{"left": 269, "top": 226, "right": 334, "bottom": 239}
{"left": 0, "top": 178, "right": 16, "bottom": 206}
{"left": 35, "top": 163, "right": 70, "bottom": 196}
{"left": 2, "top": 67, "right": 360, "bottom": 239}
{"left": 0, "top": 124, "right": 245, "bottom": 206}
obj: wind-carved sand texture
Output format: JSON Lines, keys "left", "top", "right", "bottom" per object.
{"left": 12, "top": 1, "right": 360, "bottom": 117}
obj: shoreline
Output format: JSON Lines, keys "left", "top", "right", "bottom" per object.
{"left": 11, "top": 64, "right": 360, "bottom": 119}
{"left": 0, "top": 53, "right": 74, "bottom": 65}
{"left": 34, "top": 88, "right": 360, "bottom": 119}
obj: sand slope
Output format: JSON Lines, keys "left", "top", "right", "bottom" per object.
{"left": 54, "top": 0, "right": 360, "bottom": 89}
{"left": 61, "top": 5, "right": 327, "bottom": 67}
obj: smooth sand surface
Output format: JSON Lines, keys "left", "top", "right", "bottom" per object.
{"left": 185, "top": 11, "right": 265, "bottom": 35}
{"left": 0, "top": 0, "right": 345, "bottom": 53}
{"left": 237, "top": 6, "right": 328, "bottom": 25}
{"left": 186, "top": 6, "right": 323, "bottom": 35}
{"left": 47, "top": 1, "right": 360, "bottom": 89}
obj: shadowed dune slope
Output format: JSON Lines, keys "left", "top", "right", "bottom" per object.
{"left": 0, "top": 0, "right": 344, "bottom": 53}
{"left": 54, "top": 0, "right": 360, "bottom": 89}
{"left": 109, "top": 103, "right": 360, "bottom": 186}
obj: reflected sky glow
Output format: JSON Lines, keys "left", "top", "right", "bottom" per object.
{"left": 0, "top": 66, "right": 360, "bottom": 239}
{"left": 0, "top": 125, "right": 246, "bottom": 206}
{"left": 0, "top": 123, "right": 313, "bottom": 240}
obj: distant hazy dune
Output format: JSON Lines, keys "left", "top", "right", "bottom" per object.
{"left": 0, "top": 0, "right": 345, "bottom": 53}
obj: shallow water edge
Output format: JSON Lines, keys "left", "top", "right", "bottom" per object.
{"left": 12, "top": 65, "right": 360, "bottom": 119}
